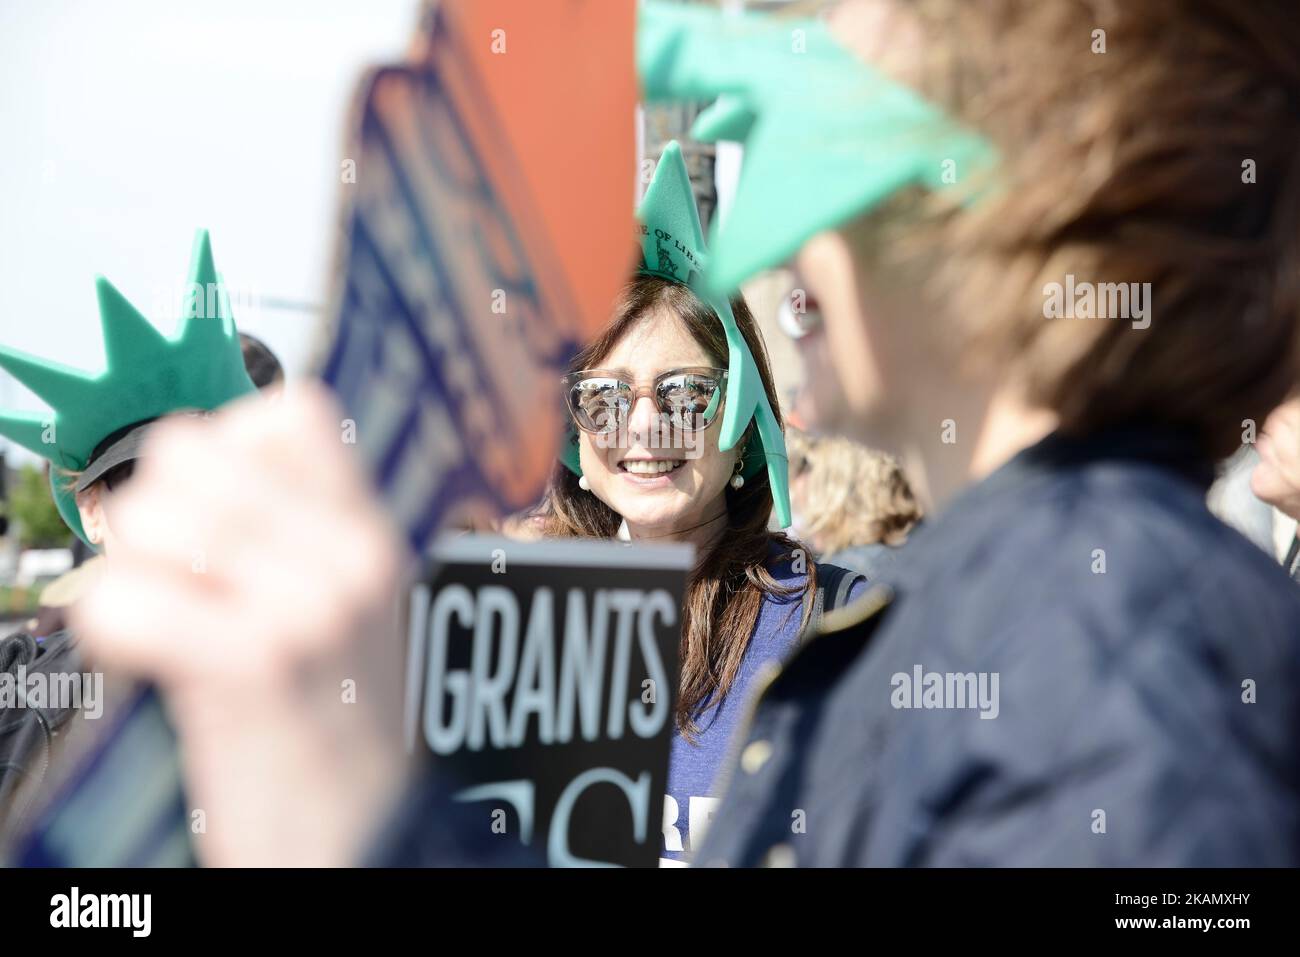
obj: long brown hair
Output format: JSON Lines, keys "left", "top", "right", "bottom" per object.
{"left": 535, "top": 274, "right": 813, "bottom": 738}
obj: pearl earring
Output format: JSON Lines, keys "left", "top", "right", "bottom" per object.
{"left": 578, "top": 474, "right": 591, "bottom": 491}
{"left": 730, "top": 457, "right": 745, "bottom": 490}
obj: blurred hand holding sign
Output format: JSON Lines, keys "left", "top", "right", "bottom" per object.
{"left": 320, "top": 0, "right": 637, "bottom": 549}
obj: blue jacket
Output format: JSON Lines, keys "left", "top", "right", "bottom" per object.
{"left": 695, "top": 428, "right": 1300, "bottom": 866}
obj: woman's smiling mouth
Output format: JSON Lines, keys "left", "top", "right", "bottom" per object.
{"left": 618, "top": 457, "right": 687, "bottom": 484}
{"left": 621, "top": 458, "right": 685, "bottom": 474}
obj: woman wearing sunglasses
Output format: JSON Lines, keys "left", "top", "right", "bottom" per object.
{"left": 532, "top": 144, "right": 864, "bottom": 865}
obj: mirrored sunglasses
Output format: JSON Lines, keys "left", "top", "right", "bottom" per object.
{"left": 562, "top": 367, "right": 728, "bottom": 435}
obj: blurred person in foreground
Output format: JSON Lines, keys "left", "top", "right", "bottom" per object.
{"left": 785, "top": 427, "right": 920, "bottom": 580}
{"left": 71, "top": 0, "right": 1300, "bottom": 866}
{"left": 651, "top": 0, "right": 1300, "bottom": 865}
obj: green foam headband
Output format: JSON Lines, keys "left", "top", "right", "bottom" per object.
{"left": 562, "top": 141, "right": 791, "bottom": 528}
{"left": 0, "top": 229, "right": 257, "bottom": 547}
{"left": 637, "top": 0, "right": 996, "bottom": 298}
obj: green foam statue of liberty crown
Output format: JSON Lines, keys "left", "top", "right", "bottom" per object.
{"left": 0, "top": 229, "right": 257, "bottom": 547}
{"left": 563, "top": 140, "right": 792, "bottom": 528}
{"left": 637, "top": 0, "right": 996, "bottom": 298}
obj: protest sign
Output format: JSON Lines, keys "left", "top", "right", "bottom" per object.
{"left": 317, "top": 0, "right": 637, "bottom": 550}
{"left": 406, "top": 535, "right": 691, "bottom": 867}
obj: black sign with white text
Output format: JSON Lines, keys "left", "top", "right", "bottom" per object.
{"left": 404, "top": 536, "right": 691, "bottom": 867}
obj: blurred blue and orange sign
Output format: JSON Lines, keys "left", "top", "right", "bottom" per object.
{"left": 320, "top": 0, "right": 636, "bottom": 550}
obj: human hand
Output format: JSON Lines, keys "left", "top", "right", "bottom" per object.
{"left": 71, "top": 383, "right": 413, "bottom": 866}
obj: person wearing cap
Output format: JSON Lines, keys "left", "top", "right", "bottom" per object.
{"left": 0, "top": 230, "right": 256, "bottom": 555}
{"left": 525, "top": 142, "right": 864, "bottom": 864}
{"left": 0, "top": 230, "right": 258, "bottom": 832}
{"left": 20, "top": 331, "right": 285, "bottom": 641}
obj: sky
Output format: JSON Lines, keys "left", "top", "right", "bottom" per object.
{"left": 0, "top": 0, "right": 419, "bottom": 462}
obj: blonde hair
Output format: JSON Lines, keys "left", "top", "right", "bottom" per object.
{"left": 787, "top": 429, "right": 921, "bottom": 555}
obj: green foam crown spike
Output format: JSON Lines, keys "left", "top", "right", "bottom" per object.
{"left": 635, "top": 141, "right": 791, "bottom": 528}
{"left": 0, "top": 229, "right": 257, "bottom": 546}
{"left": 638, "top": 0, "right": 995, "bottom": 297}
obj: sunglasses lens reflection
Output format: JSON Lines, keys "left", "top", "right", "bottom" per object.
{"left": 567, "top": 371, "right": 724, "bottom": 434}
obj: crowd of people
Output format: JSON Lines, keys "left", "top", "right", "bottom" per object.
{"left": 3, "top": 0, "right": 1300, "bottom": 867}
